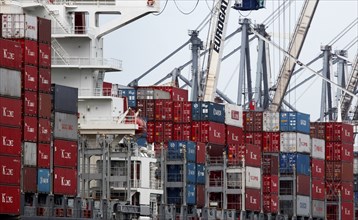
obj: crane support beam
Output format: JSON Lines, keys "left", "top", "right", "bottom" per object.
{"left": 268, "top": 0, "right": 319, "bottom": 112}
{"left": 346, "top": 54, "right": 358, "bottom": 120}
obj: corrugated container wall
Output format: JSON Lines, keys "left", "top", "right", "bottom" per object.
{"left": 23, "top": 65, "right": 38, "bottom": 91}
{"left": 38, "top": 43, "right": 51, "bottom": 68}
{"left": 0, "top": 14, "right": 37, "bottom": 40}
{"left": 311, "top": 138, "right": 325, "bottom": 159}
{"left": 0, "top": 156, "right": 21, "bottom": 185}
{"left": 39, "top": 68, "right": 51, "bottom": 93}
{"left": 280, "top": 132, "right": 311, "bottom": 153}
{"left": 23, "top": 167, "right": 37, "bottom": 192}
{"left": 37, "top": 17, "right": 51, "bottom": 44}
{"left": 191, "top": 101, "right": 225, "bottom": 123}
{"left": 173, "top": 101, "right": 191, "bottom": 123}
{"left": 263, "top": 111, "right": 280, "bottom": 131}
{"left": 54, "top": 139, "right": 78, "bottom": 168}
{"left": 244, "top": 111, "right": 263, "bottom": 132}
{"left": 37, "top": 143, "right": 50, "bottom": 168}
{"left": 0, "top": 38, "right": 22, "bottom": 70}
{"left": 280, "top": 112, "right": 310, "bottom": 134}
{"left": 167, "top": 141, "right": 196, "bottom": 162}
{"left": 53, "top": 167, "right": 77, "bottom": 196}
{"left": 37, "top": 168, "right": 51, "bottom": 193}
{"left": 15, "top": 39, "right": 38, "bottom": 66}
{"left": 52, "top": 84, "right": 78, "bottom": 114}
{"left": 23, "top": 142, "right": 37, "bottom": 166}
{"left": 224, "top": 103, "right": 243, "bottom": 127}
{"left": 23, "top": 116, "right": 38, "bottom": 142}
{"left": 312, "top": 200, "right": 325, "bottom": 218}
{"left": 0, "top": 185, "right": 20, "bottom": 215}
{"left": 279, "top": 153, "right": 310, "bottom": 175}
{"left": 0, "top": 97, "right": 22, "bottom": 127}
{"left": 119, "top": 88, "right": 137, "bottom": 108}
{"left": 246, "top": 166, "right": 261, "bottom": 189}
{"left": 53, "top": 112, "right": 78, "bottom": 140}
{"left": 0, "top": 68, "right": 21, "bottom": 97}
{"left": 137, "top": 88, "right": 171, "bottom": 100}
{"left": 0, "top": 126, "right": 21, "bottom": 156}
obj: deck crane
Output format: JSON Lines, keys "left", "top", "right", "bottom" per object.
{"left": 268, "top": 0, "right": 319, "bottom": 112}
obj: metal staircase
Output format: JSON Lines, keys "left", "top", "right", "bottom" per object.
{"left": 51, "top": 39, "right": 70, "bottom": 65}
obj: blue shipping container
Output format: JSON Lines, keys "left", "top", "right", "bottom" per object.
{"left": 355, "top": 192, "right": 358, "bottom": 202}
{"left": 119, "top": 89, "right": 137, "bottom": 108}
{"left": 136, "top": 137, "right": 147, "bottom": 147}
{"left": 279, "top": 153, "right": 310, "bottom": 175}
{"left": 37, "top": 168, "right": 51, "bottom": 193}
{"left": 167, "top": 188, "right": 181, "bottom": 205}
{"left": 191, "top": 102, "right": 225, "bottom": 123}
{"left": 167, "top": 141, "right": 196, "bottom": 162}
{"left": 187, "top": 162, "right": 196, "bottom": 184}
{"left": 186, "top": 184, "right": 196, "bottom": 205}
{"left": 280, "top": 112, "right": 310, "bottom": 134}
{"left": 196, "top": 164, "right": 205, "bottom": 184}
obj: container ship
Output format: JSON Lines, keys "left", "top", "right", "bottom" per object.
{"left": 0, "top": 0, "right": 357, "bottom": 220}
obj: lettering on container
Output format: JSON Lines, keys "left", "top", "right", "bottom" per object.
{"left": 213, "top": 108, "right": 222, "bottom": 116}
{"left": 314, "top": 145, "right": 323, "bottom": 152}
{"left": 231, "top": 133, "right": 238, "bottom": 141}
{"left": 315, "top": 186, "right": 322, "bottom": 194}
{"left": 344, "top": 208, "right": 351, "bottom": 215}
{"left": 41, "top": 76, "right": 49, "bottom": 84}
{"left": 298, "top": 138, "right": 308, "bottom": 147}
{"left": 61, "top": 123, "right": 73, "bottom": 131}
{"left": 344, "top": 188, "right": 351, "bottom": 196}
{"left": 213, "top": 130, "right": 221, "bottom": 138}
{"left": 249, "top": 196, "right": 257, "bottom": 204}
{"left": 61, "top": 150, "right": 71, "bottom": 159}
{"left": 3, "top": 49, "right": 15, "bottom": 60}
{"left": 1, "top": 193, "right": 13, "bottom": 203}
{"left": 272, "top": 180, "right": 277, "bottom": 187}
{"left": 25, "top": 98, "right": 35, "bottom": 108}
{"left": 314, "top": 206, "right": 323, "bottom": 212}
{"left": 271, "top": 199, "right": 277, "bottom": 206}
{"left": 300, "top": 202, "right": 307, "bottom": 209}
{"left": 40, "top": 152, "right": 49, "bottom": 160}
{"left": 2, "top": 136, "right": 14, "bottom": 147}
{"left": 344, "top": 149, "right": 351, "bottom": 157}
{"left": 26, "top": 47, "right": 35, "bottom": 57}
{"left": 250, "top": 152, "right": 257, "bottom": 160}
{"left": 315, "top": 166, "right": 322, "bottom": 173}
{"left": 213, "top": 0, "right": 229, "bottom": 53}
{"left": 40, "top": 176, "right": 49, "bottom": 184}
{"left": 26, "top": 23, "right": 36, "bottom": 31}
{"left": 300, "top": 120, "right": 307, "bottom": 126}
{"left": 187, "top": 191, "right": 195, "bottom": 197}
{"left": 25, "top": 124, "right": 35, "bottom": 133}
{"left": 231, "top": 110, "right": 240, "bottom": 120}
{"left": 197, "top": 171, "right": 205, "bottom": 177}
{"left": 60, "top": 177, "right": 71, "bottom": 187}
{"left": 345, "top": 130, "right": 351, "bottom": 138}
{"left": 26, "top": 73, "right": 35, "bottom": 82}
{"left": 2, "top": 107, "right": 14, "bottom": 118}
{"left": 188, "top": 169, "right": 195, "bottom": 176}
{"left": 2, "top": 166, "right": 14, "bottom": 176}
{"left": 41, "top": 126, "right": 49, "bottom": 135}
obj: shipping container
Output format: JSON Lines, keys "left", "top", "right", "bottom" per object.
{"left": 311, "top": 138, "right": 325, "bottom": 159}
{"left": 54, "top": 139, "right": 78, "bottom": 168}
{"left": 243, "top": 111, "right": 263, "bottom": 132}
{"left": 296, "top": 195, "right": 310, "bottom": 217}
{"left": 186, "top": 184, "right": 196, "bottom": 205}
{"left": 0, "top": 185, "right": 20, "bottom": 215}
{"left": 0, "top": 39, "right": 22, "bottom": 70}
{"left": 325, "top": 142, "right": 353, "bottom": 162}
{"left": 172, "top": 123, "right": 191, "bottom": 141}
{"left": 154, "top": 99, "right": 173, "bottom": 121}
{"left": 224, "top": 103, "right": 243, "bottom": 127}
{"left": 263, "top": 194, "right": 278, "bottom": 213}
{"left": 38, "top": 92, "right": 52, "bottom": 118}
{"left": 15, "top": 39, "right": 38, "bottom": 66}
{"left": 296, "top": 175, "right": 310, "bottom": 196}
{"left": 23, "top": 91, "right": 37, "bottom": 116}
{"left": 37, "top": 168, "right": 51, "bottom": 193}
{"left": 0, "top": 155, "right": 21, "bottom": 185}
{"left": 196, "top": 185, "right": 205, "bottom": 208}
{"left": 38, "top": 143, "right": 50, "bottom": 168}
{"left": 39, "top": 43, "right": 51, "bottom": 68}
{"left": 310, "top": 122, "right": 325, "bottom": 139}
{"left": 279, "top": 153, "right": 310, "bottom": 175}
{"left": 53, "top": 112, "right": 78, "bottom": 140}
{"left": 226, "top": 125, "right": 244, "bottom": 145}
{"left": 137, "top": 88, "right": 170, "bottom": 100}
{"left": 246, "top": 166, "right": 261, "bottom": 189}
{"left": 1, "top": 14, "right": 37, "bottom": 39}
{"left": 341, "top": 182, "right": 353, "bottom": 202}
{"left": 245, "top": 188, "right": 261, "bottom": 211}
{"left": 196, "top": 142, "right": 206, "bottom": 164}
{"left": 245, "top": 144, "right": 261, "bottom": 167}
{"left": 0, "top": 97, "right": 21, "bottom": 127}
{"left": 312, "top": 200, "right": 325, "bottom": 218}
{"left": 37, "top": 17, "right": 51, "bottom": 44}
{"left": 23, "top": 142, "right": 37, "bottom": 166}
{"left": 311, "top": 158, "right": 325, "bottom": 179}
{"left": 262, "top": 154, "right": 279, "bottom": 175}
{"left": 146, "top": 121, "right": 154, "bottom": 143}
{"left": 280, "top": 132, "right": 311, "bottom": 153}
{"left": 325, "top": 122, "right": 354, "bottom": 143}
{"left": 0, "top": 68, "right": 21, "bottom": 97}
{"left": 341, "top": 202, "right": 354, "bottom": 219}
{"left": 263, "top": 111, "right": 280, "bottom": 131}
{"left": 167, "top": 141, "right": 196, "bottom": 162}
{"left": 139, "top": 86, "right": 188, "bottom": 101}
{"left": 167, "top": 163, "right": 196, "bottom": 184}
{"left": 173, "top": 101, "right": 191, "bottom": 123}
{"left": 38, "top": 118, "right": 51, "bottom": 143}
{"left": 23, "top": 65, "right": 38, "bottom": 91}
{"left": 154, "top": 121, "right": 173, "bottom": 143}
{"left": 53, "top": 167, "right": 77, "bottom": 196}
{"left": 191, "top": 101, "right": 225, "bottom": 123}
{"left": 326, "top": 161, "right": 353, "bottom": 182}
{"left": 23, "top": 116, "right": 37, "bottom": 142}
{"left": 191, "top": 121, "right": 226, "bottom": 145}
{"left": 280, "top": 112, "right": 310, "bottom": 134}
{"left": 0, "top": 126, "right": 21, "bottom": 156}
{"left": 263, "top": 175, "right": 279, "bottom": 194}
{"left": 244, "top": 132, "right": 263, "bottom": 147}
{"left": 39, "top": 68, "right": 51, "bottom": 93}
{"left": 227, "top": 194, "right": 241, "bottom": 210}
{"left": 262, "top": 132, "right": 280, "bottom": 152}
{"left": 355, "top": 156, "right": 358, "bottom": 174}
{"left": 136, "top": 99, "right": 155, "bottom": 120}
{"left": 23, "top": 167, "right": 37, "bottom": 192}
{"left": 52, "top": 84, "right": 78, "bottom": 114}
{"left": 119, "top": 88, "right": 137, "bottom": 108}
{"left": 196, "top": 164, "right": 205, "bottom": 184}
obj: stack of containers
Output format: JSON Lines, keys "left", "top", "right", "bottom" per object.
{"left": 243, "top": 111, "right": 263, "bottom": 147}
{"left": 279, "top": 112, "right": 311, "bottom": 217}
{"left": 52, "top": 84, "right": 78, "bottom": 198}
{"left": 354, "top": 152, "right": 358, "bottom": 219}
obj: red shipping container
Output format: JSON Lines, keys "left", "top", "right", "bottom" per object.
{"left": 227, "top": 194, "right": 241, "bottom": 210}
{"left": 23, "top": 91, "right": 37, "bottom": 116}
{"left": 39, "top": 68, "right": 51, "bottom": 93}
{"left": 310, "top": 122, "right": 325, "bottom": 139}
{"left": 312, "top": 179, "right": 325, "bottom": 200}
{"left": 172, "top": 123, "right": 191, "bottom": 141}
{"left": 154, "top": 121, "right": 173, "bottom": 143}
{"left": 196, "top": 185, "right": 205, "bottom": 208}
{"left": 0, "top": 156, "right": 21, "bottom": 185}
{"left": 311, "top": 158, "right": 325, "bottom": 179}
{"left": 137, "top": 100, "right": 155, "bottom": 120}
{"left": 263, "top": 175, "right": 279, "bottom": 194}
{"left": 191, "top": 121, "right": 201, "bottom": 143}
{"left": 207, "top": 143, "right": 225, "bottom": 158}
{"left": 0, "top": 185, "right": 20, "bottom": 215}
{"left": 226, "top": 125, "right": 244, "bottom": 145}
{"left": 0, "top": 126, "right": 21, "bottom": 156}
{"left": 296, "top": 175, "right": 310, "bottom": 196}
{"left": 155, "top": 100, "right": 173, "bottom": 121}
{"left": 23, "top": 116, "right": 37, "bottom": 142}
{"left": 243, "top": 111, "right": 263, "bottom": 131}
{"left": 54, "top": 139, "right": 78, "bottom": 168}
{"left": 146, "top": 121, "right": 154, "bottom": 143}
{"left": 245, "top": 132, "right": 263, "bottom": 146}
{"left": 38, "top": 92, "right": 52, "bottom": 118}
{"left": 0, "top": 97, "right": 22, "bottom": 127}
{"left": 263, "top": 194, "right": 278, "bottom": 213}
{"left": 102, "top": 82, "right": 112, "bottom": 96}
{"left": 262, "top": 155, "right": 279, "bottom": 175}
{"left": 227, "top": 144, "right": 242, "bottom": 164}
{"left": 262, "top": 132, "right": 280, "bottom": 152}
{"left": 341, "top": 182, "right": 353, "bottom": 202}
{"left": 341, "top": 202, "right": 354, "bottom": 219}
{"left": 22, "top": 65, "right": 38, "bottom": 91}
{"left": 153, "top": 143, "right": 167, "bottom": 157}
{"left": 38, "top": 18, "right": 51, "bottom": 44}
{"left": 38, "top": 143, "right": 50, "bottom": 168}
{"left": 39, "top": 43, "right": 51, "bottom": 68}
{"left": 326, "top": 142, "right": 353, "bottom": 162}
{"left": 53, "top": 167, "right": 77, "bottom": 196}
{"left": 173, "top": 101, "right": 191, "bottom": 123}
{"left": 38, "top": 118, "right": 51, "bottom": 143}
{"left": 15, "top": 39, "right": 38, "bottom": 66}
{"left": 199, "top": 121, "right": 226, "bottom": 145}
{"left": 326, "top": 161, "right": 353, "bottom": 182}
{"left": 23, "top": 167, "right": 37, "bottom": 192}
{"left": 325, "top": 122, "right": 354, "bottom": 143}
{"left": 0, "top": 39, "right": 22, "bottom": 70}
{"left": 245, "top": 188, "right": 261, "bottom": 212}
{"left": 196, "top": 142, "right": 206, "bottom": 164}
{"left": 245, "top": 144, "right": 261, "bottom": 167}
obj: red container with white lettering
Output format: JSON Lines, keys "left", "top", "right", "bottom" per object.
{"left": 245, "top": 144, "right": 261, "bottom": 167}
{"left": 325, "top": 142, "right": 353, "bottom": 162}
{"left": 0, "top": 126, "right": 21, "bottom": 156}
{"left": 191, "top": 121, "right": 226, "bottom": 145}
{"left": 155, "top": 99, "right": 173, "bottom": 121}
{"left": 54, "top": 139, "right": 78, "bottom": 168}
{"left": 53, "top": 167, "right": 78, "bottom": 196}
{"left": 0, "top": 38, "right": 22, "bottom": 70}
{"left": 245, "top": 188, "right": 261, "bottom": 212}
{"left": 22, "top": 65, "right": 38, "bottom": 91}
{"left": 23, "top": 116, "right": 37, "bottom": 142}
{"left": 37, "top": 143, "right": 50, "bottom": 168}
{"left": 312, "top": 178, "right": 325, "bottom": 200}
{"left": 0, "top": 185, "right": 20, "bottom": 215}
{"left": 311, "top": 158, "right": 325, "bottom": 179}
{"left": 297, "top": 174, "right": 310, "bottom": 196}
{"left": 38, "top": 92, "right": 52, "bottom": 119}
{"left": 263, "top": 194, "right": 278, "bottom": 213}
{"left": 23, "top": 91, "right": 37, "bottom": 116}
{"left": 262, "top": 132, "right": 280, "bottom": 152}
{"left": 146, "top": 121, "right": 154, "bottom": 143}
{"left": 39, "top": 68, "right": 51, "bottom": 93}
{"left": 0, "top": 97, "right": 22, "bottom": 127}
{"left": 173, "top": 123, "right": 191, "bottom": 141}
{"left": 325, "top": 122, "right": 354, "bottom": 143}
{"left": 136, "top": 99, "right": 155, "bottom": 120}
{"left": 15, "top": 39, "right": 38, "bottom": 66}
{"left": 226, "top": 125, "right": 244, "bottom": 145}
{"left": 0, "top": 155, "right": 21, "bottom": 185}
{"left": 341, "top": 181, "right": 353, "bottom": 202}
{"left": 154, "top": 121, "right": 173, "bottom": 143}
{"left": 196, "top": 142, "right": 206, "bottom": 164}
{"left": 38, "top": 43, "right": 51, "bottom": 68}
{"left": 38, "top": 118, "right": 51, "bottom": 143}
{"left": 262, "top": 154, "right": 279, "bottom": 175}
{"left": 263, "top": 175, "right": 279, "bottom": 194}
{"left": 341, "top": 202, "right": 354, "bottom": 219}
{"left": 23, "top": 166, "right": 37, "bottom": 192}
{"left": 173, "top": 101, "right": 191, "bottom": 123}
{"left": 245, "top": 132, "right": 263, "bottom": 146}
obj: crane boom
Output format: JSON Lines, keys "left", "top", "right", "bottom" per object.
{"left": 268, "top": 0, "right": 319, "bottom": 112}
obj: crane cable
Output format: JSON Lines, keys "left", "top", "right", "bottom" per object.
{"left": 173, "top": 0, "right": 200, "bottom": 15}
{"left": 327, "top": 18, "right": 358, "bottom": 46}
{"left": 152, "top": 0, "right": 169, "bottom": 16}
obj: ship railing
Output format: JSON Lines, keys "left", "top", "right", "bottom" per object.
{"left": 207, "top": 156, "right": 224, "bottom": 165}
{"left": 52, "top": 26, "right": 96, "bottom": 37}
{"left": 51, "top": 57, "right": 122, "bottom": 70}
{"left": 226, "top": 180, "right": 242, "bottom": 189}
{"left": 51, "top": 0, "right": 116, "bottom": 6}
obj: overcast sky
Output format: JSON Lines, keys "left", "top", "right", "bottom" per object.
{"left": 103, "top": 0, "right": 358, "bottom": 120}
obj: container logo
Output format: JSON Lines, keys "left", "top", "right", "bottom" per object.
{"left": 250, "top": 152, "right": 258, "bottom": 160}
{"left": 299, "top": 202, "right": 307, "bottom": 209}
{"left": 197, "top": 171, "right": 205, "bottom": 177}
{"left": 315, "top": 186, "right": 322, "bottom": 194}
{"left": 314, "top": 145, "right": 323, "bottom": 152}
{"left": 40, "top": 176, "right": 49, "bottom": 184}
{"left": 314, "top": 205, "right": 323, "bottom": 212}
{"left": 3, "top": 49, "right": 15, "bottom": 60}
{"left": 40, "top": 152, "right": 49, "bottom": 160}
{"left": 2, "top": 165, "right": 14, "bottom": 176}
{"left": 61, "top": 150, "right": 71, "bottom": 159}
{"left": 61, "top": 123, "right": 74, "bottom": 131}
{"left": 344, "top": 149, "right": 351, "bottom": 157}
{"left": 2, "top": 136, "right": 14, "bottom": 147}
{"left": 213, "top": 130, "right": 221, "bottom": 138}
{"left": 344, "top": 188, "right": 351, "bottom": 196}
{"left": 298, "top": 138, "right": 308, "bottom": 147}
{"left": 213, "top": 108, "right": 222, "bottom": 116}
{"left": 187, "top": 191, "right": 195, "bottom": 197}
{"left": 249, "top": 196, "right": 257, "bottom": 205}
{"left": 188, "top": 169, "right": 195, "bottom": 176}
{"left": 345, "top": 129, "right": 351, "bottom": 137}
{"left": 315, "top": 166, "right": 322, "bottom": 174}
{"left": 231, "top": 133, "right": 238, "bottom": 141}
{"left": 300, "top": 120, "right": 307, "bottom": 126}
{"left": 41, "top": 76, "right": 49, "bottom": 85}
{"left": 25, "top": 124, "right": 35, "bottom": 133}
{"left": 60, "top": 177, "right": 71, "bottom": 187}
{"left": 41, "top": 126, "right": 49, "bottom": 135}
{"left": 344, "top": 208, "right": 351, "bottom": 215}
{"left": 40, "top": 50, "right": 49, "bottom": 60}
{"left": 1, "top": 193, "right": 13, "bottom": 204}
{"left": 231, "top": 110, "right": 240, "bottom": 120}
{"left": 26, "top": 73, "right": 35, "bottom": 82}
{"left": 26, "top": 47, "right": 35, "bottom": 57}
{"left": 2, "top": 107, "right": 14, "bottom": 118}
{"left": 25, "top": 98, "right": 35, "bottom": 108}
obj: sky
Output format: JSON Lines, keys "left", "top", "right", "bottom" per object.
{"left": 103, "top": 0, "right": 358, "bottom": 120}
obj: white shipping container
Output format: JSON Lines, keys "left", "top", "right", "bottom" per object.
{"left": 0, "top": 68, "right": 21, "bottom": 97}
{"left": 280, "top": 132, "right": 311, "bottom": 153}
{"left": 263, "top": 111, "right": 280, "bottom": 132}
{"left": 311, "top": 138, "right": 325, "bottom": 159}
{"left": 23, "top": 142, "right": 37, "bottom": 166}
{"left": 296, "top": 195, "right": 310, "bottom": 217}
{"left": 1, "top": 14, "right": 37, "bottom": 40}
{"left": 224, "top": 103, "right": 243, "bottom": 127}
{"left": 245, "top": 166, "right": 261, "bottom": 189}
{"left": 312, "top": 200, "right": 325, "bottom": 218}
{"left": 137, "top": 88, "right": 170, "bottom": 100}
{"left": 54, "top": 112, "right": 78, "bottom": 140}
{"left": 354, "top": 157, "right": 358, "bottom": 175}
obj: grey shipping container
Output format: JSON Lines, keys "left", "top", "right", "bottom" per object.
{"left": 23, "top": 142, "right": 37, "bottom": 166}
{"left": 52, "top": 84, "right": 78, "bottom": 114}
{"left": 137, "top": 88, "right": 170, "bottom": 100}
{"left": 0, "top": 68, "right": 21, "bottom": 98}
{"left": 53, "top": 112, "right": 78, "bottom": 140}
{"left": 312, "top": 200, "right": 325, "bottom": 218}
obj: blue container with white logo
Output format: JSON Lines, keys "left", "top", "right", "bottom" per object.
{"left": 187, "top": 162, "right": 197, "bottom": 184}
{"left": 280, "top": 112, "right": 310, "bottom": 134}
{"left": 167, "top": 141, "right": 196, "bottom": 162}
{"left": 37, "top": 168, "right": 51, "bottom": 193}
{"left": 167, "top": 188, "right": 182, "bottom": 204}
{"left": 279, "top": 153, "right": 310, "bottom": 175}
{"left": 119, "top": 88, "right": 137, "bottom": 108}
{"left": 191, "top": 101, "right": 225, "bottom": 123}
{"left": 186, "top": 184, "right": 196, "bottom": 205}
{"left": 196, "top": 164, "right": 206, "bottom": 184}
